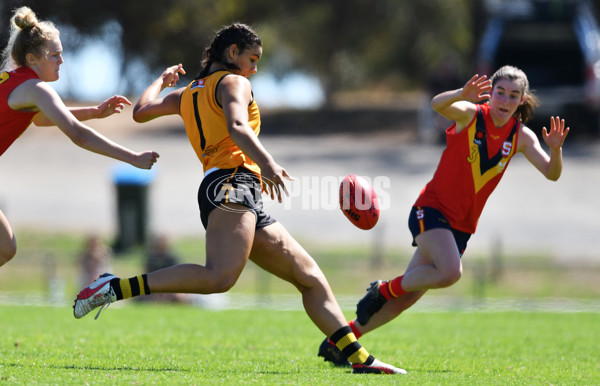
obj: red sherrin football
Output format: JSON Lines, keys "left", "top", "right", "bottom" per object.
{"left": 339, "top": 174, "right": 380, "bottom": 230}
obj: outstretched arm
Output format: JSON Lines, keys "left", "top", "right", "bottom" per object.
{"left": 518, "top": 116, "right": 570, "bottom": 181}
{"left": 32, "top": 95, "right": 132, "bottom": 126}
{"left": 431, "top": 74, "right": 492, "bottom": 131}
{"left": 133, "top": 64, "right": 186, "bottom": 123}
{"left": 21, "top": 80, "right": 159, "bottom": 169}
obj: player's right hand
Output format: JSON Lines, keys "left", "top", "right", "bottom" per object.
{"left": 161, "top": 64, "right": 186, "bottom": 89}
{"left": 461, "top": 74, "right": 492, "bottom": 103}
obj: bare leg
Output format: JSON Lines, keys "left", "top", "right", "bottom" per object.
{"left": 249, "top": 221, "right": 347, "bottom": 336}
{"left": 354, "top": 228, "right": 462, "bottom": 334}
{"left": 353, "top": 248, "right": 429, "bottom": 334}
{"left": 355, "top": 291, "right": 427, "bottom": 334}
{"left": 146, "top": 204, "right": 256, "bottom": 294}
{"left": 0, "top": 210, "right": 17, "bottom": 267}
{"left": 401, "top": 228, "right": 462, "bottom": 291}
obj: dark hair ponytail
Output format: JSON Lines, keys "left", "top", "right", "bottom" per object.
{"left": 196, "top": 23, "right": 261, "bottom": 79}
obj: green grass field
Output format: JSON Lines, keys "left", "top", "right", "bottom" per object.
{"left": 2, "top": 230, "right": 599, "bottom": 301}
{"left": 1, "top": 304, "right": 598, "bottom": 384}
{"left": 1, "top": 231, "right": 599, "bottom": 384}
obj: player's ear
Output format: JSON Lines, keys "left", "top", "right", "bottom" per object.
{"left": 227, "top": 44, "right": 238, "bottom": 61}
{"left": 26, "top": 52, "right": 37, "bottom": 66}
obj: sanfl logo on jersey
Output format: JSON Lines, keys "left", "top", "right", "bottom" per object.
{"left": 191, "top": 79, "right": 205, "bottom": 89}
{"left": 501, "top": 141, "right": 512, "bottom": 157}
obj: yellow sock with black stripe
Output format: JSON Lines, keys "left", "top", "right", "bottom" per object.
{"left": 329, "top": 326, "right": 373, "bottom": 365}
{"left": 110, "top": 274, "right": 150, "bottom": 300}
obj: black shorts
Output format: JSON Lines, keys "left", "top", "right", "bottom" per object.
{"left": 198, "top": 166, "right": 276, "bottom": 230}
{"left": 408, "top": 206, "right": 471, "bottom": 257}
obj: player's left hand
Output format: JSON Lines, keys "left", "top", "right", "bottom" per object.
{"left": 542, "top": 116, "right": 570, "bottom": 150}
{"left": 96, "top": 95, "right": 133, "bottom": 118}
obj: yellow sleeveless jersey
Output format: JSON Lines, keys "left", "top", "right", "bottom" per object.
{"left": 180, "top": 70, "right": 261, "bottom": 176}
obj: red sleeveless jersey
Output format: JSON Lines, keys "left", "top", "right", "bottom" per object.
{"left": 414, "top": 104, "right": 520, "bottom": 233}
{"left": 0, "top": 66, "right": 39, "bottom": 156}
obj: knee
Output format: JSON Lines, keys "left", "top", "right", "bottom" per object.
{"left": 206, "top": 274, "right": 238, "bottom": 293}
{"left": 293, "top": 265, "right": 327, "bottom": 293}
{"left": 438, "top": 265, "right": 462, "bottom": 288}
{"left": 0, "top": 242, "right": 17, "bottom": 266}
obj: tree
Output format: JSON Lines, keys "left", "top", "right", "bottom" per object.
{"left": 1, "top": 0, "right": 474, "bottom": 106}
{"left": 266, "top": 0, "right": 473, "bottom": 104}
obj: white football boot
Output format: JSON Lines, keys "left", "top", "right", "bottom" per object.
{"left": 73, "top": 273, "right": 117, "bottom": 319}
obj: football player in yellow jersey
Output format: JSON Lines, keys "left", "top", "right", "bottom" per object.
{"left": 73, "top": 22, "right": 405, "bottom": 375}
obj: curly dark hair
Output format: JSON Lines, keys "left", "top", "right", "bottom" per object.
{"left": 196, "top": 23, "right": 261, "bottom": 79}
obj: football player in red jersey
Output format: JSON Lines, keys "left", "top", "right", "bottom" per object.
{"left": 319, "top": 65, "right": 569, "bottom": 364}
{"left": 0, "top": 6, "right": 159, "bottom": 267}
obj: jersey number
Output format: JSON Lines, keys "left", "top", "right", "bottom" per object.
{"left": 192, "top": 92, "right": 207, "bottom": 151}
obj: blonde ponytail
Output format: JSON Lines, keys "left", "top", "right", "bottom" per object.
{"left": 1, "top": 6, "right": 60, "bottom": 70}
{"left": 13, "top": 6, "right": 39, "bottom": 30}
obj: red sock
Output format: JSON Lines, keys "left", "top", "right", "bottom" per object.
{"left": 388, "top": 275, "right": 407, "bottom": 297}
{"left": 379, "top": 281, "right": 393, "bottom": 300}
{"left": 348, "top": 319, "right": 362, "bottom": 339}
{"left": 379, "top": 275, "right": 407, "bottom": 299}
